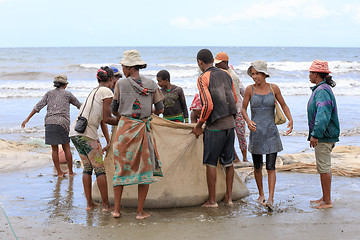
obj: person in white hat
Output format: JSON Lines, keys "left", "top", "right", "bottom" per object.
{"left": 242, "top": 60, "right": 293, "bottom": 210}
{"left": 21, "top": 74, "right": 81, "bottom": 177}
{"left": 111, "top": 50, "right": 164, "bottom": 219}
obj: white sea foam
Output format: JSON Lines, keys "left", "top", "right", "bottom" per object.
{"left": 234, "top": 60, "right": 360, "bottom": 73}
{"left": 1, "top": 76, "right": 360, "bottom": 98}
{"left": 79, "top": 63, "right": 119, "bottom": 69}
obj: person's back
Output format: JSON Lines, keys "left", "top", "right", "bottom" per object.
{"left": 198, "top": 66, "right": 237, "bottom": 128}
{"left": 36, "top": 87, "right": 81, "bottom": 133}
{"left": 113, "top": 75, "right": 160, "bottom": 119}
{"left": 192, "top": 49, "right": 237, "bottom": 208}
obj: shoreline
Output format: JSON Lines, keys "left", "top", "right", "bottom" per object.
{"left": 1, "top": 164, "right": 359, "bottom": 240}
{"left": 1, "top": 138, "right": 360, "bottom": 239}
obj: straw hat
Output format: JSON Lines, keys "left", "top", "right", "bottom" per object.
{"left": 53, "top": 74, "right": 68, "bottom": 84}
{"left": 247, "top": 60, "right": 270, "bottom": 77}
{"left": 119, "top": 50, "right": 146, "bottom": 67}
{"left": 309, "top": 60, "right": 331, "bottom": 73}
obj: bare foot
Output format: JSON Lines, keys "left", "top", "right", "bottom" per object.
{"left": 202, "top": 200, "right": 218, "bottom": 208}
{"left": 136, "top": 212, "right": 150, "bottom": 220}
{"left": 233, "top": 159, "right": 241, "bottom": 164}
{"left": 243, "top": 158, "right": 248, "bottom": 162}
{"left": 68, "top": 171, "right": 76, "bottom": 177}
{"left": 102, "top": 205, "right": 113, "bottom": 212}
{"left": 257, "top": 195, "right": 266, "bottom": 204}
{"left": 86, "top": 203, "right": 99, "bottom": 210}
{"left": 57, "top": 171, "right": 67, "bottom": 178}
{"left": 112, "top": 211, "right": 121, "bottom": 218}
{"left": 222, "top": 197, "right": 233, "bottom": 206}
{"left": 264, "top": 200, "right": 274, "bottom": 211}
{"left": 310, "top": 197, "right": 323, "bottom": 204}
{"left": 314, "top": 201, "right": 332, "bottom": 209}
{"left": 223, "top": 200, "right": 233, "bottom": 206}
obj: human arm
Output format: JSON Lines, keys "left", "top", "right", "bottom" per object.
{"left": 309, "top": 136, "right": 318, "bottom": 148}
{"left": 191, "top": 75, "right": 212, "bottom": 137}
{"left": 111, "top": 100, "right": 120, "bottom": 117}
{"left": 191, "top": 119, "right": 205, "bottom": 138}
{"left": 272, "top": 84, "right": 293, "bottom": 135}
{"left": 152, "top": 88, "right": 164, "bottom": 116}
{"left": 190, "top": 110, "right": 197, "bottom": 123}
{"left": 102, "top": 97, "right": 118, "bottom": 126}
{"left": 242, "top": 85, "right": 256, "bottom": 132}
{"left": 100, "top": 120, "right": 110, "bottom": 152}
{"left": 179, "top": 87, "right": 189, "bottom": 123}
{"left": 22, "top": 93, "right": 48, "bottom": 128}
{"left": 239, "top": 80, "right": 245, "bottom": 98}
{"left": 111, "top": 80, "right": 120, "bottom": 117}
{"left": 21, "top": 109, "right": 37, "bottom": 128}
{"left": 69, "top": 92, "right": 82, "bottom": 109}
{"left": 153, "top": 101, "right": 164, "bottom": 115}
{"left": 310, "top": 90, "right": 334, "bottom": 142}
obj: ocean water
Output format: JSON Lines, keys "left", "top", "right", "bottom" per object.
{"left": 0, "top": 46, "right": 359, "bottom": 152}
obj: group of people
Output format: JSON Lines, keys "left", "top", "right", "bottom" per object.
{"left": 21, "top": 48, "right": 340, "bottom": 219}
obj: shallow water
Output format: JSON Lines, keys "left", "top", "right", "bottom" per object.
{"left": 1, "top": 162, "right": 358, "bottom": 228}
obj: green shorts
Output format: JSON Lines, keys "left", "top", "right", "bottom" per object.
{"left": 315, "top": 142, "right": 335, "bottom": 174}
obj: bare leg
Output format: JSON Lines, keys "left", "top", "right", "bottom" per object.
{"left": 202, "top": 165, "right": 218, "bottom": 207}
{"left": 96, "top": 174, "right": 111, "bottom": 211}
{"left": 112, "top": 185, "right": 123, "bottom": 218}
{"left": 51, "top": 145, "right": 66, "bottom": 177}
{"left": 241, "top": 149, "right": 248, "bottom": 162}
{"left": 83, "top": 173, "right": 97, "bottom": 210}
{"left": 223, "top": 165, "right": 234, "bottom": 205}
{"left": 136, "top": 184, "right": 150, "bottom": 219}
{"left": 254, "top": 167, "right": 265, "bottom": 203}
{"left": 266, "top": 170, "right": 276, "bottom": 206}
{"left": 315, "top": 172, "right": 332, "bottom": 209}
{"left": 62, "top": 143, "right": 74, "bottom": 176}
{"left": 233, "top": 151, "right": 241, "bottom": 163}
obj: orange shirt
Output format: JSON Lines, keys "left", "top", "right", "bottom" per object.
{"left": 197, "top": 67, "right": 237, "bottom": 123}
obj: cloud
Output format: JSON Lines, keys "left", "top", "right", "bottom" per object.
{"left": 343, "top": 4, "right": 360, "bottom": 23}
{"left": 170, "top": 0, "right": 330, "bottom": 29}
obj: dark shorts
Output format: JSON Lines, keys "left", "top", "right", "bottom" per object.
{"left": 252, "top": 153, "right": 277, "bottom": 170}
{"left": 203, "top": 128, "right": 235, "bottom": 167}
{"left": 45, "top": 124, "right": 70, "bottom": 145}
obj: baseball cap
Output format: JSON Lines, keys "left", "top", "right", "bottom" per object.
{"left": 214, "top": 52, "right": 229, "bottom": 64}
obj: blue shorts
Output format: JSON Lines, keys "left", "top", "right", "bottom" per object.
{"left": 203, "top": 128, "right": 235, "bottom": 167}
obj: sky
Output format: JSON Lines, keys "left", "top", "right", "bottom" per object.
{"left": 1, "top": 0, "right": 360, "bottom": 48}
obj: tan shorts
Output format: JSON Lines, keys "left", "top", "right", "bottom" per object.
{"left": 315, "top": 142, "right": 335, "bottom": 174}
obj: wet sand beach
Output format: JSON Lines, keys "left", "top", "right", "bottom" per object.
{"left": 1, "top": 152, "right": 360, "bottom": 240}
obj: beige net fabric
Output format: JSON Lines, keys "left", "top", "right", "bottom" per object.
{"left": 93, "top": 115, "right": 249, "bottom": 208}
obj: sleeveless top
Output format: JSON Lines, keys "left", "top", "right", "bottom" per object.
{"left": 248, "top": 85, "right": 283, "bottom": 154}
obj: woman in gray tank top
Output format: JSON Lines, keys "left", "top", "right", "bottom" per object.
{"left": 242, "top": 60, "right": 293, "bottom": 210}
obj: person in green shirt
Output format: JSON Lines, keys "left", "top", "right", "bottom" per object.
{"left": 157, "top": 70, "right": 189, "bottom": 123}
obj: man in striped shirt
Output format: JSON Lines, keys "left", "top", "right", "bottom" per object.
{"left": 191, "top": 49, "right": 238, "bottom": 207}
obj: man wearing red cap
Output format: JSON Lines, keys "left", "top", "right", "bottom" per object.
{"left": 214, "top": 52, "right": 248, "bottom": 163}
{"left": 307, "top": 60, "right": 340, "bottom": 209}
